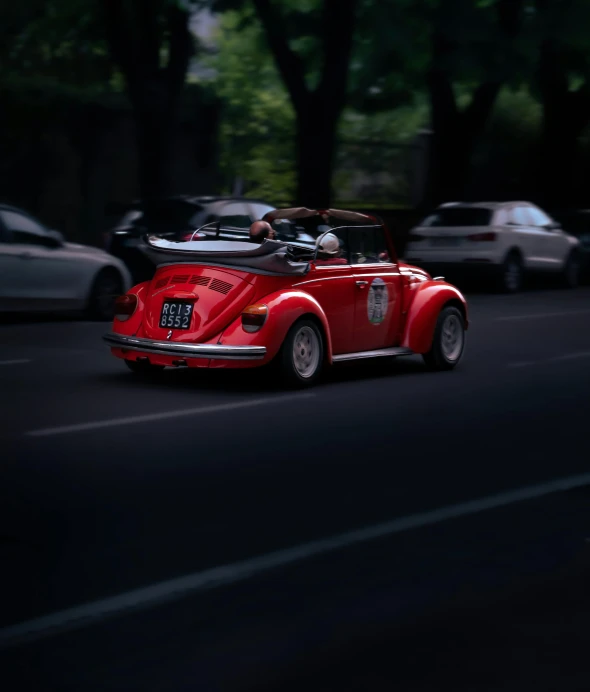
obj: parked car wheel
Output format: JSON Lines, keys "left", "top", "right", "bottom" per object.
{"left": 561, "top": 250, "right": 581, "bottom": 289}
{"left": 423, "top": 306, "right": 465, "bottom": 371}
{"left": 498, "top": 251, "right": 523, "bottom": 293}
{"left": 88, "top": 268, "right": 124, "bottom": 321}
{"left": 279, "top": 319, "right": 324, "bottom": 387}
{"left": 124, "top": 359, "right": 165, "bottom": 374}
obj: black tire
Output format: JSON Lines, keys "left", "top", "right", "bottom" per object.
{"left": 88, "top": 268, "right": 124, "bottom": 321}
{"left": 279, "top": 318, "right": 324, "bottom": 388}
{"left": 423, "top": 306, "right": 466, "bottom": 371}
{"left": 497, "top": 251, "right": 523, "bottom": 293}
{"left": 561, "top": 250, "right": 581, "bottom": 289}
{"left": 124, "top": 359, "right": 165, "bottom": 375}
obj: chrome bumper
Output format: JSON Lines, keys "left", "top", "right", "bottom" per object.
{"left": 103, "top": 333, "right": 267, "bottom": 360}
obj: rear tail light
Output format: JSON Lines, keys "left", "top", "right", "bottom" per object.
{"left": 241, "top": 303, "right": 268, "bottom": 333}
{"left": 114, "top": 294, "right": 138, "bottom": 322}
{"left": 468, "top": 231, "right": 496, "bottom": 242}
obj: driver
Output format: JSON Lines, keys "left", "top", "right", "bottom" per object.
{"left": 249, "top": 220, "right": 275, "bottom": 243}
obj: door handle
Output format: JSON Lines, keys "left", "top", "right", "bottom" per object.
{"left": 355, "top": 280, "right": 368, "bottom": 287}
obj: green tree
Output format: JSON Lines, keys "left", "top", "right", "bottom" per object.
{"left": 214, "top": 0, "right": 359, "bottom": 208}
{"left": 0, "top": 0, "right": 113, "bottom": 90}
{"left": 206, "top": 6, "right": 296, "bottom": 202}
{"left": 425, "top": 0, "right": 528, "bottom": 207}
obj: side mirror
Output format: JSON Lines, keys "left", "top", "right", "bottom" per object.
{"left": 545, "top": 222, "right": 561, "bottom": 231}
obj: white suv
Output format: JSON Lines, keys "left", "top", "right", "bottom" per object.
{"left": 404, "top": 201, "right": 581, "bottom": 292}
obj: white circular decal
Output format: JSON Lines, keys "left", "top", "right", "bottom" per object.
{"left": 367, "top": 278, "right": 388, "bottom": 325}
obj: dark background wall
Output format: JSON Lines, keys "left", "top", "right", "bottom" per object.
{"left": 0, "top": 84, "right": 221, "bottom": 246}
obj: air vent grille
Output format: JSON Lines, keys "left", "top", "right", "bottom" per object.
{"left": 154, "top": 277, "right": 169, "bottom": 289}
{"left": 209, "top": 278, "right": 233, "bottom": 295}
{"left": 171, "top": 274, "right": 190, "bottom": 284}
{"left": 189, "top": 275, "right": 211, "bottom": 286}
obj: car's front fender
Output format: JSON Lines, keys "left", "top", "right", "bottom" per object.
{"left": 401, "top": 281, "right": 468, "bottom": 354}
{"left": 217, "top": 290, "right": 333, "bottom": 363}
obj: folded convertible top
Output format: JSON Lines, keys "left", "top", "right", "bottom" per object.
{"left": 139, "top": 237, "right": 311, "bottom": 276}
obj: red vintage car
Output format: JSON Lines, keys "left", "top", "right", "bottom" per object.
{"left": 103, "top": 208, "right": 468, "bottom": 387}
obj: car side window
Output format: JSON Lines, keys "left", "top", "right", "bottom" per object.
{"left": 218, "top": 202, "right": 252, "bottom": 229}
{"left": 510, "top": 206, "right": 532, "bottom": 226}
{"left": 527, "top": 206, "right": 552, "bottom": 228}
{"left": 349, "top": 227, "right": 391, "bottom": 264}
{"left": 493, "top": 209, "right": 509, "bottom": 226}
{"left": 0, "top": 210, "right": 49, "bottom": 245}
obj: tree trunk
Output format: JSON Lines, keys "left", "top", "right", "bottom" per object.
{"left": 537, "top": 42, "right": 590, "bottom": 209}
{"left": 251, "top": 0, "right": 356, "bottom": 210}
{"left": 426, "top": 69, "right": 500, "bottom": 208}
{"left": 129, "top": 78, "right": 181, "bottom": 201}
{"left": 134, "top": 108, "right": 174, "bottom": 201}
{"left": 103, "top": 0, "right": 193, "bottom": 203}
{"left": 295, "top": 97, "right": 339, "bottom": 208}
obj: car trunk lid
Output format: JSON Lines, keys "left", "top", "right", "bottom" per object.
{"left": 141, "top": 264, "right": 256, "bottom": 343}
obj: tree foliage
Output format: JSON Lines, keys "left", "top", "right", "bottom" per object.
{"left": 3, "top": 0, "right": 590, "bottom": 209}
{"left": 0, "top": 1, "right": 113, "bottom": 91}
{"left": 205, "top": 5, "right": 296, "bottom": 202}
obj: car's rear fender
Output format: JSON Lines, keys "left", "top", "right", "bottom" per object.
{"left": 401, "top": 281, "right": 468, "bottom": 354}
{"left": 216, "top": 290, "right": 333, "bottom": 364}
{"left": 111, "top": 282, "right": 150, "bottom": 335}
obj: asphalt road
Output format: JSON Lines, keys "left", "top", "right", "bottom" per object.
{"left": 1, "top": 286, "right": 590, "bottom": 691}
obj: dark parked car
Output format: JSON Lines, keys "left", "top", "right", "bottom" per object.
{"left": 105, "top": 196, "right": 276, "bottom": 283}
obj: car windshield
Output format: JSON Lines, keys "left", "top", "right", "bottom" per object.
{"left": 421, "top": 208, "right": 493, "bottom": 227}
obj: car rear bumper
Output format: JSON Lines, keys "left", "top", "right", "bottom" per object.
{"left": 103, "top": 333, "right": 267, "bottom": 360}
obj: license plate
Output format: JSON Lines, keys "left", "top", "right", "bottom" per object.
{"left": 430, "top": 237, "right": 462, "bottom": 247}
{"left": 160, "top": 301, "right": 194, "bottom": 330}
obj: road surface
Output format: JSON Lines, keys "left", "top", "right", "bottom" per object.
{"left": 1, "top": 287, "right": 590, "bottom": 691}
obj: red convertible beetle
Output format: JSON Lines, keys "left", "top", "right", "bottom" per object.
{"left": 103, "top": 208, "right": 468, "bottom": 387}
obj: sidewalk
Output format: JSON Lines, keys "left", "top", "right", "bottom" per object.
{"left": 249, "top": 543, "right": 590, "bottom": 692}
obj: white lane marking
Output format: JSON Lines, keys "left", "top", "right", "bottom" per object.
{"left": 508, "top": 351, "right": 590, "bottom": 368}
{"left": 0, "top": 359, "right": 31, "bottom": 366}
{"left": 26, "top": 393, "right": 315, "bottom": 437}
{"left": 496, "top": 309, "right": 590, "bottom": 322}
{"left": 2, "top": 471, "right": 590, "bottom": 649}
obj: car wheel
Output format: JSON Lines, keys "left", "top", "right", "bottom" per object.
{"left": 561, "top": 251, "right": 581, "bottom": 289}
{"left": 124, "top": 359, "right": 165, "bottom": 375}
{"left": 498, "top": 252, "right": 523, "bottom": 293}
{"left": 423, "top": 306, "right": 465, "bottom": 371}
{"left": 88, "top": 268, "right": 123, "bottom": 321}
{"left": 279, "top": 319, "right": 324, "bottom": 387}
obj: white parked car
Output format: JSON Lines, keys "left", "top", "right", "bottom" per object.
{"left": 404, "top": 201, "right": 582, "bottom": 292}
{"left": 0, "top": 204, "right": 131, "bottom": 319}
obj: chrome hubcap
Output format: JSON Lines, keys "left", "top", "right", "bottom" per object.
{"left": 441, "top": 314, "right": 464, "bottom": 361}
{"left": 292, "top": 326, "right": 320, "bottom": 378}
